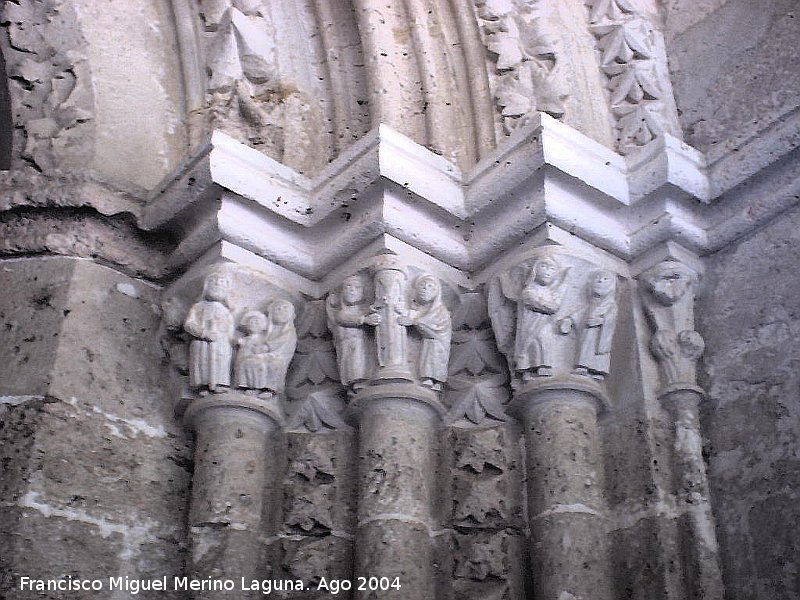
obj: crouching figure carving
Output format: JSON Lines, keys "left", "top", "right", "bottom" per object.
{"left": 640, "top": 261, "right": 704, "bottom": 389}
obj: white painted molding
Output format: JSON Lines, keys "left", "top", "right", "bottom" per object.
{"left": 143, "top": 110, "right": 800, "bottom": 292}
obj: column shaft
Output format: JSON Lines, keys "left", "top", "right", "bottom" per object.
{"left": 665, "top": 391, "right": 724, "bottom": 600}
{"left": 522, "top": 390, "right": 612, "bottom": 600}
{"left": 354, "top": 397, "right": 439, "bottom": 599}
{"left": 189, "top": 405, "right": 278, "bottom": 599}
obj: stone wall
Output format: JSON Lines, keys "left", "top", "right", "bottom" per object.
{"left": 0, "top": 257, "right": 192, "bottom": 600}
{"left": 667, "top": 0, "right": 800, "bottom": 157}
{"left": 0, "top": 1, "right": 797, "bottom": 599}
{"left": 697, "top": 203, "right": 800, "bottom": 600}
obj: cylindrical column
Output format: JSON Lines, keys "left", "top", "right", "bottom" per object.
{"left": 353, "top": 386, "right": 442, "bottom": 599}
{"left": 662, "top": 388, "right": 724, "bottom": 600}
{"left": 519, "top": 384, "right": 612, "bottom": 600}
{"left": 186, "top": 395, "right": 281, "bottom": 599}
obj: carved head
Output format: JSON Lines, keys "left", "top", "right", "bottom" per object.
{"left": 414, "top": 274, "right": 440, "bottom": 305}
{"left": 341, "top": 276, "right": 365, "bottom": 305}
{"left": 269, "top": 299, "right": 296, "bottom": 325}
{"left": 643, "top": 261, "right": 698, "bottom": 307}
{"left": 161, "top": 296, "right": 187, "bottom": 331}
{"left": 203, "top": 272, "right": 233, "bottom": 302}
{"left": 241, "top": 310, "right": 268, "bottom": 334}
{"left": 531, "top": 257, "right": 559, "bottom": 286}
{"left": 590, "top": 270, "right": 616, "bottom": 299}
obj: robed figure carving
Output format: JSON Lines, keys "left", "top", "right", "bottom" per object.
{"left": 326, "top": 276, "right": 380, "bottom": 390}
{"left": 400, "top": 274, "right": 452, "bottom": 390}
{"left": 490, "top": 256, "right": 569, "bottom": 379}
{"left": 235, "top": 300, "right": 297, "bottom": 396}
{"left": 327, "top": 263, "right": 452, "bottom": 391}
{"left": 184, "top": 272, "right": 236, "bottom": 394}
{"left": 567, "top": 270, "right": 618, "bottom": 380}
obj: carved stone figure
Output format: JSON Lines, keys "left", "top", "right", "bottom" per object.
{"left": 183, "top": 272, "right": 236, "bottom": 393}
{"left": 235, "top": 309, "right": 270, "bottom": 392}
{"left": 495, "top": 256, "right": 569, "bottom": 379}
{"left": 327, "top": 259, "right": 454, "bottom": 391}
{"left": 203, "top": 2, "right": 281, "bottom": 151}
{"left": 568, "top": 270, "right": 618, "bottom": 380}
{"left": 641, "top": 261, "right": 704, "bottom": 387}
{"left": 239, "top": 299, "right": 297, "bottom": 397}
{"left": 400, "top": 274, "right": 452, "bottom": 390}
{"left": 326, "top": 275, "right": 380, "bottom": 390}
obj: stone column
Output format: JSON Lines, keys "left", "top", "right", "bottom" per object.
{"left": 184, "top": 395, "right": 283, "bottom": 599}
{"left": 488, "top": 249, "right": 620, "bottom": 600}
{"left": 326, "top": 254, "right": 453, "bottom": 598}
{"left": 351, "top": 384, "right": 444, "bottom": 599}
{"left": 517, "top": 379, "right": 613, "bottom": 600}
{"left": 661, "top": 386, "right": 724, "bottom": 600}
{"left": 640, "top": 260, "right": 724, "bottom": 600}
{"left": 164, "top": 266, "right": 300, "bottom": 598}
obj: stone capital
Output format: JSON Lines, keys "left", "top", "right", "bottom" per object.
{"left": 512, "top": 376, "right": 611, "bottom": 418}
{"left": 347, "top": 382, "right": 447, "bottom": 422}
{"left": 183, "top": 391, "right": 285, "bottom": 431}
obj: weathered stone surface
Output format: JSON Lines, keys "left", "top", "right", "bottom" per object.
{"left": 698, "top": 202, "right": 800, "bottom": 600}
{"left": 0, "top": 257, "right": 191, "bottom": 596}
{"left": 0, "top": 2, "right": 798, "bottom": 598}
{"left": 0, "top": 209, "right": 173, "bottom": 280}
{"left": 70, "top": 0, "right": 188, "bottom": 189}
{"left": 609, "top": 516, "right": 676, "bottom": 600}
{"left": 668, "top": 0, "right": 800, "bottom": 156}
{"left": 0, "top": 0, "right": 95, "bottom": 173}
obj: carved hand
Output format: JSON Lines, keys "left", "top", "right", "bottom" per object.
{"left": 396, "top": 315, "right": 414, "bottom": 326}
{"left": 363, "top": 313, "right": 381, "bottom": 327}
{"left": 585, "top": 317, "right": 603, "bottom": 327}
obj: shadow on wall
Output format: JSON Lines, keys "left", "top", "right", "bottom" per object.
{"left": 0, "top": 49, "right": 10, "bottom": 170}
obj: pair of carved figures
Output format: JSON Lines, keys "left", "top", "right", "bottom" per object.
{"left": 326, "top": 265, "right": 451, "bottom": 392}
{"left": 491, "top": 256, "right": 618, "bottom": 381}
{"left": 183, "top": 272, "right": 297, "bottom": 397}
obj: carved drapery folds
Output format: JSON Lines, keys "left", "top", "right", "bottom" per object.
{"left": 183, "top": 270, "right": 297, "bottom": 399}
{"left": 488, "top": 249, "right": 619, "bottom": 387}
{"left": 200, "top": 1, "right": 283, "bottom": 155}
{"left": 155, "top": 249, "right": 722, "bottom": 599}
{"left": 488, "top": 247, "right": 618, "bottom": 600}
{"left": 159, "top": 264, "right": 306, "bottom": 431}
{"left": 326, "top": 254, "right": 453, "bottom": 394}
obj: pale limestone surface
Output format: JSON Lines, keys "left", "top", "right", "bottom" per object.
{"left": 0, "top": 1, "right": 798, "bottom": 599}
{"left": 72, "top": 0, "right": 188, "bottom": 189}
{"left": 667, "top": 0, "right": 800, "bottom": 157}
{"left": 698, "top": 202, "right": 800, "bottom": 600}
{"left": 0, "top": 258, "right": 191, "bottom": 600}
